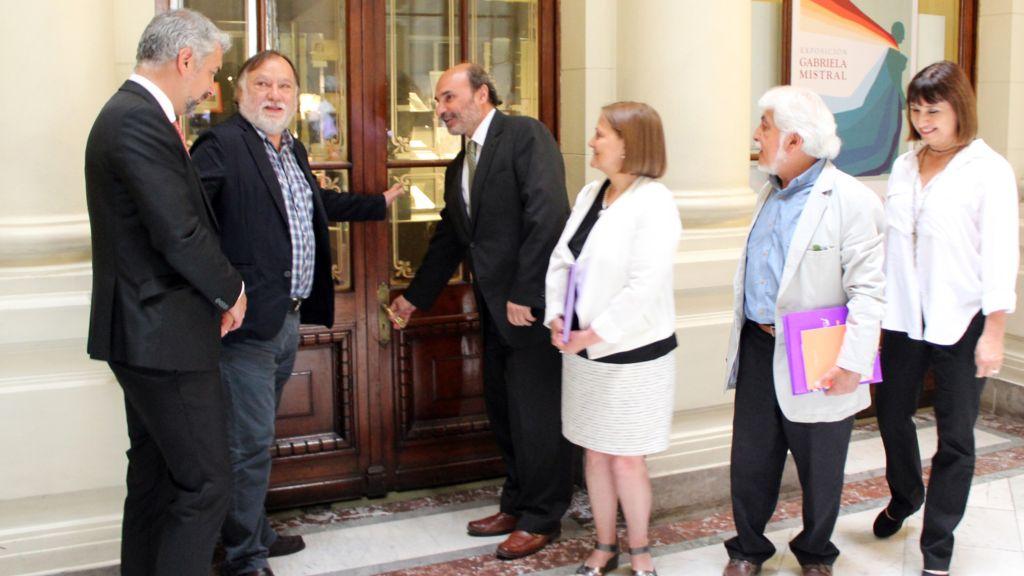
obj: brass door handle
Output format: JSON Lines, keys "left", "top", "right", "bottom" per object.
{"left": 376, "top": 283, "right": 404, "bottom": 346}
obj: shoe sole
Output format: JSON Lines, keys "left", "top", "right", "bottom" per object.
{"left": 467, "top": 527, "right": 515, "bottom": 537}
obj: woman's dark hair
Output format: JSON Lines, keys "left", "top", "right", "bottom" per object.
{"left": 906, "top": 60, "right": 977, "bottom": 145}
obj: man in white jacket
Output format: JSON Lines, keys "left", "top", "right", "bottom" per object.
{"left": 721, "top": 87, "right": 885, "bottom": 576}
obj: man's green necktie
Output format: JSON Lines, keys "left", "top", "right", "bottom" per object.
{"left": 465, "top": 140, "right": 478, "bottom": 213}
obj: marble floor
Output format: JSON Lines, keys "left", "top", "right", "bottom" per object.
{"left": 250, "top": 412, "right": 1024, "bottom": 576}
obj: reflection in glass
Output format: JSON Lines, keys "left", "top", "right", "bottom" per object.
{"left": 386, "top": 0, "right": 461, "bottom": 162}
{"left": 388, "top": 167, "right": 461, "bottom": 285}
{"left": 469, "top": 0, "right": 539, "bottom": 118}
{"left": 917, "top": 0, "right": 961, "bottom": 69}
{"left": 182, "top": 0, "right": 247, "bottom": 144}
{"left": 269, "top": 0, "right": 349, "bottom": 163}
{"left": 315, "top": 169, "right": 353, "bottom": 291}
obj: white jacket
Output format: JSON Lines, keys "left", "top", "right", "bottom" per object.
{"left": 724, "top": 162, "right": 886, "bottom": 423}
{"left": 544, "top": 177, "right": 682, "bottom": 359}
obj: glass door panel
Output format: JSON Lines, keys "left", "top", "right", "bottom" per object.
{"left": 268, "top": 0, "right": 350, "bottom": 163}
{"left": 268, "top": 0, "right": 353, "bottom": 290}
{"left": 386, "top": 0, "right": 461, "bottom": 285}
{"left": 468, "top": 0, "right": 538, "bottom": 118}
{"left": 181, "top": 0, "right": 248, "bottom": 144}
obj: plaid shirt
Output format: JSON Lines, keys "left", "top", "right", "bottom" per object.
{"left": 256, "top": 128, "right": 316, "bottom": 299}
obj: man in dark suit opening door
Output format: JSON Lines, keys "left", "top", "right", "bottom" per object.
{"left": 84, "top": 9, "right": 246, "bottom": 576}
{"left": 389, "top": 63, "right": 572, "bottom": 560}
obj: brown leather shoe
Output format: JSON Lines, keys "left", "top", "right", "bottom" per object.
{"left": 802, "top": 564, "right": 833, "bottom": 576}
{"left": 495, "top": 529, "right": 559, "bottom": 560}
{"left": 723, "top": 558, "right": 762, "bottom": 576}
{"left": 467, "top": 511, "right": 519, "bottom": 536}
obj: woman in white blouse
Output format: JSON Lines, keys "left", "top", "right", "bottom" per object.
{"left": 872, "top": 61, "right": 1020, "bottom": 575}
{"left": 545, "top": 102, "right": 681, "bottom": 576}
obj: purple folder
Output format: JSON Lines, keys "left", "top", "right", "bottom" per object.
{"left": 781, "top": 305, "right": 883, "bottom": 395}
{"left": 562, "top": 263, "right": 578, "bottom": 344}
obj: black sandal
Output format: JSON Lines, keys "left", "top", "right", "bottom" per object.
{"left": 629, "top": 545, "right": 658, "bottom": 576}
{"left": 575, "top": 541, "right": 620, "bottom": 575}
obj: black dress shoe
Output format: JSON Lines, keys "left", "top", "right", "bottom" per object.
{"left": 268, "top": 534, "right": 306, "bottom": 557}
{"left": 238, "top": 569, "right": 275, "bottom": 576}
{"left": 873, "top": 507, "right": 906, "bottom": 538}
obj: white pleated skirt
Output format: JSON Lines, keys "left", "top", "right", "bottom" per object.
{"left": 561, "top": 351, "right": 676, "bottom": 456}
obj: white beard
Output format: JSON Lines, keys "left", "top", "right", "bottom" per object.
{"left": 241, "top": 101, "right": 295, "bottom": 137}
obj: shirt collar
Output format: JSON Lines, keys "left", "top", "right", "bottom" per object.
{"left": 770, "top": 158, "right": 826, "bottom": 197}
{"left": 253, "top": 123, "right": 295, "bottom": 150}
{"left": 470, "top": 108, "right": 497, "bottom": 149}
{"left": 129, "top": 73, "right": 176, "bottom": 123}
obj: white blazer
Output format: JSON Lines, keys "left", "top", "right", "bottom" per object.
{"left": 724, "top": 162, "right": 886, "bottom": 423}
{"left": 545, "top": 177, "right": 682, "bottom": 359}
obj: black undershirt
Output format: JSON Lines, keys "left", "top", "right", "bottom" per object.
{"left": 567, "top": 181, "right": 677, "bottom": 364}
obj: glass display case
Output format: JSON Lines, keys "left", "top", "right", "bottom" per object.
{"left": 386, "top": 0, "right": 539, "bottom": 285}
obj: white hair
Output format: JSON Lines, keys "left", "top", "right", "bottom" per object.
{"left": 758, "top": 86, "right": 842, "bottom": 160}
{"left": 136, "top": 9, "right": 230, "bottom": 67}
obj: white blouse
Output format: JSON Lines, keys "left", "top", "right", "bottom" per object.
{"left": 883, "top": 139, "right": 1019, "bottom": 345}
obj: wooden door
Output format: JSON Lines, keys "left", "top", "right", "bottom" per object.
{"left": 174, "top": 0, "right": 557, "bottom": 509}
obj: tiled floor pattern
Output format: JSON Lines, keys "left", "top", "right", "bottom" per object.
{"left": 260, "top": 413, "right": 1024, "bottom": 576}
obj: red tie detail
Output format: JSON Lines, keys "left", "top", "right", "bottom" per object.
{"left": 173, "top": 119, "right": 190, "bottom": 156}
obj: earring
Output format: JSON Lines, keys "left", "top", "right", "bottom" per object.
{"left": 620, "top": 154, "right": 626, "bottom": 159}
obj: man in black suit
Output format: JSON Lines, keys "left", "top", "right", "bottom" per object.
{"left": 190, "top": 51, "right": 402, "bottom": 576}
{"left": 84, "top": 10, "right": 245, "bottom": 576}
{"left": 389, "top": 63, "right": 572, "bottom": 560}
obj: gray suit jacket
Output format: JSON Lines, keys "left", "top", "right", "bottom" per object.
{"left": 724, "top": 162, "right": 886, "bottom": 423}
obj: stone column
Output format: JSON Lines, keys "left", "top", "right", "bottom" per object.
{"left": 0, "top": 0, "right": 151, "bottom": 501}
{"left": 978, "top": 0, "right": 1024, "bottom": 414}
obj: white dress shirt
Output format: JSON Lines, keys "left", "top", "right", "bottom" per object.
{"left": 128, "top": 74, "right": 176, "bottom": 122}
{"left": 461, "top": 108, "right": 496, "bottom": 211}
{"left": 883, "top": 139, "right": 1019, "bottom": 345}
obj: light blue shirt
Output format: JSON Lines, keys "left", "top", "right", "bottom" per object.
{"left": 743, "top": 159, "right": 826, "bottom": 324}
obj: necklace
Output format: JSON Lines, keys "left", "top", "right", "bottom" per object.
{"left": 925, "top": 142, "right": 963, "bottom": 156}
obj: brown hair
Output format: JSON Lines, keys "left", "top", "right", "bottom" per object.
{"left": 600, "top": 101, "right": 667, "bottom": 178}
{"left": 906, "top": 60, "right": 977, "bottom": 145}
{"left": 236, "top": 50, "right": 299, "bottom": 91}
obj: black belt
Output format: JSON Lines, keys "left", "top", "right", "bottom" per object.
{"left": 289, "top": 298, "right": 303, "bottom": 312}
{"left": 745, "top": 319, "right": 775, "bottom": 338}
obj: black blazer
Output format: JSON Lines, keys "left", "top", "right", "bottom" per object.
{"left": 85, "top": 81, "right": 243, "bottom": 371}
{"left": 190, "top": 113, "right": 386, "bottom": 342}
{"left": 403, "top": 111, "right": 569, "bottom": 348}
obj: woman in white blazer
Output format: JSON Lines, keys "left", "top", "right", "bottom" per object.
{"left": 544, "top": 102, "right": 682, "bottom": 576}
{"left": 872, "top": 61, "right": 1019, "bottom": 576}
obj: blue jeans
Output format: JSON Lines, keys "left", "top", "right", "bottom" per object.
{"left": 220, "top": 311, "right": 300, "bottom": 575}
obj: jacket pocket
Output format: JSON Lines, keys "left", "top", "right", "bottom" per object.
{"left": 138, "top": 274, "right": 187, "bottom": 301}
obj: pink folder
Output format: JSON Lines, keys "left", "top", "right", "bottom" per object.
{"left": 562, "top": 263, "right": 578, "bottom": 344}
{"left": 781, "top": 306, "right": 882, "bottom": 395}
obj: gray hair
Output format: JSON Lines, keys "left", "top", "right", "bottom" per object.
{"left": 136, "top": 9, "right": 231, "bottom": 67}
{"left": 758, "top": 86, "right": 842, "bottom": 160}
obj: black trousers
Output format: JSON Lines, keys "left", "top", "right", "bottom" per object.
{"left": 109, "top": 361, "right": 232, "bottom": 576}
{"left": 876, "top": 313, "right": 987, "bottom": 571}
{"left": 480, "top": 304, "right": 572, "bottom": 534}
{"left": 725, "top": 321, "right": 854, "bottom": 567}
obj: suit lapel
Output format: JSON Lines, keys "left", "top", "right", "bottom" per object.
{"left": 237, "top": 117, "right": 289, "bottom": 225}
{"left": 469, "top": 111, "right": 505, "bottom": 228}
{"left": 778, "top": 163, "right": 837, "bottom": 294}
{"left": 446, "top": 156, "right": 472, "bottom": 239}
